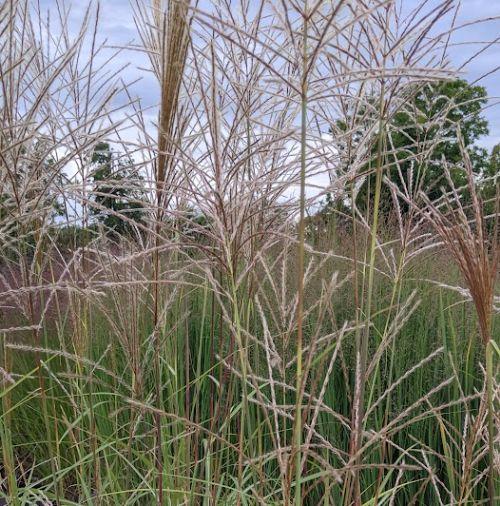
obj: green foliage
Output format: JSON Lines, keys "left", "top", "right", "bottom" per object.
{"left": 2, "top": 238, "right": 497, "bottom": 504}
{"left": 90, "top": 142, "right": 146, "bottom": 237}
{"left": 482, "top": 143, "right": 499, "bottom": 221}
{"left": 354, "top": 79, "right": 490, "bottom": 213}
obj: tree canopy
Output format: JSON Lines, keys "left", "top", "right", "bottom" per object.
{"left": 328, "top": 79, "right": 493, "bottom": 217}
{"left": 90, "top": 142, "right": 146, "bottom": 237}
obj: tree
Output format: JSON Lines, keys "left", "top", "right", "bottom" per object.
{"left": 350, "top": 79, "right": 490, "bottom": 215}
{"left": 90, "top": 142, "right": 146, "bottom": 237}
{"left": 482, "top": 143, "right": 499, "bottom": 220}
{"left": 485, "top": 143, "right": 499, "bottom": 180}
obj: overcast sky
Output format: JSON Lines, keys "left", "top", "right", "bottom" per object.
{"left": 39, "top": 0, "right": 500, "bottom": 151}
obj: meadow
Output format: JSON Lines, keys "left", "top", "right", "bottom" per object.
{"left": 0, "top": 0, "right": 498, "bottom": 504}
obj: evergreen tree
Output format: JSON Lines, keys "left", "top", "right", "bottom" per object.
{"left": 90, "top": 142, "right": 146, "bottom": 237}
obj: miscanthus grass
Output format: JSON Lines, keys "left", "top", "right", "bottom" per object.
{"left": 0, "top": 0, "right": 498, "bottom": 504}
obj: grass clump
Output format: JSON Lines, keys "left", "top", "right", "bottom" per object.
{"left": 0, "top": 0, "right": 498, "bottom": 504}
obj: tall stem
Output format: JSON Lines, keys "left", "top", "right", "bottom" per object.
{"left": 350, "top": 82, "right": 386, "bottom": 505}
{"left": 293, "top": 4, "right": 308, "bottom": 504}
{"left": 0, "top": 333, "right": 19, "bottom": 506}
{"left": 486, "top": 338, "right": 496, "bottom": 506}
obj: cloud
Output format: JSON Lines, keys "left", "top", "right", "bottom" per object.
{"left": 37, "top": 0, "right": 499, "bottom": 150}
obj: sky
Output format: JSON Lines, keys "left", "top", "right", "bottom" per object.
{"left": 38, "top": 0, "right": 500, "bottom": 152}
